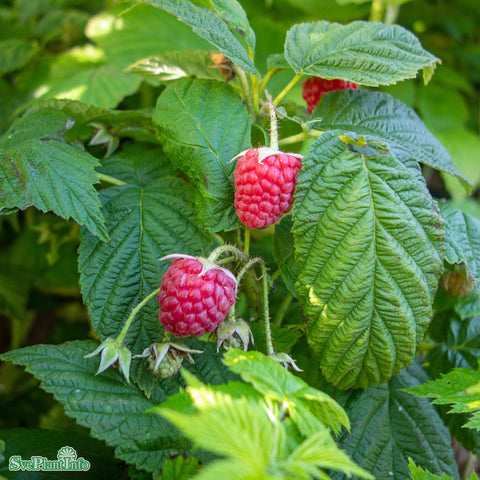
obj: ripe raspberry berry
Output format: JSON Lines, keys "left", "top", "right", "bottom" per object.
{"left": 233, "top": 147, "right": 302, "bottom": 229}
{"left": 302, "top": 77, "right": 358, "bottom": 113}
{"left": 158, "top": 254, "right": 237, "bottom": 337}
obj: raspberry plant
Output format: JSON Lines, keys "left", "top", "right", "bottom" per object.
{"left": 0, "top": 0, "right": 480, "bottom": 479}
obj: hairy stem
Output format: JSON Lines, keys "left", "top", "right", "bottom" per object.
{"left": 117, "top": 287, "right": 161, "bottom": 344}
{"left": 207, "top": 244, "right": 247, "bottom": 263}
{"left": 259, "top": 262, "right": 274, "bottom": 356}
{"left": 264, "top": 91, "right": 279, "bottom": 151}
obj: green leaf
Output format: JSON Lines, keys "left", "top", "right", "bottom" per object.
{"left": 273, "top": 216, "right": 298, "bottom": 296}
{"left": 126, "top": 50, "right": 225, "bottom": 83}
{"left": 406, "top": 361, "right": 480, "bottom": 431}
{"left": 408, "top": 458, "right": 478, "bottom": 480}
{"left": 153, "top": 78, "right": 250, "bottom": 232}
{"left": 158, "top": 455, "right": 201, "bottom": 480}
{"left": 284, "top": 21, "right": 439, "bottom": 85}
{"left": 293, "top": 133, "right": 445, "bottom": 389}
{"left": 0, "top": 340, "right": 236, "bottom": 474}
{"left": 205, "top": 0, "right": 256, "bottom": 54}
{"left": 286, "top": 429, "right": 373, "bottom": 480}
{"left": 78, "top": 143, "right": 211, "bottom": 355}
{"left": 0, "top": 428, "right": 123, "bottom": 479}
{"left": 438, "top": 202, "right": 480, "bottom": 291}
{"left": 0, "top": 268, "right": 29, "bottom": 319}
{"left": 156, "top": 367, "right": 370, "bottom": 480}
{"left": 86, "top": 5, "right": 212, "bottom": 70}
{"left": 0, "top": 139, "right": 108, "bottom": 242}
{"left": 314, "top": 89, "right": 470, "bottom": 189}
{"left": 37, "top": 66, "right": 141, "bottom": 110}
{"left": 426, "top": 314, "right": 480, "bottom": 378}
{"left": 142, "top": 0, "right": 259, "bottom": 76}
{"left": 0, "top": 38, "right": 37, "bottom": 74}
{"left": 159, "top": 391, "right": 280, "bottom": 478}
{"left": 222, "top": 350, "right": 349, "bottom": 435}
{"left": 333, "top": 363, "right": 459, "bottom": 480}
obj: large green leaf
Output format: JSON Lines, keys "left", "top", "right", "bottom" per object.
{"left": 273, "top": 216, "right": 298, "bottom": 296}
{"left": 126, "top": 50, "right": 225, "bottom": 83}
{"left": 153, "top": 78, "right": 250, "bottom": 232}
{"left": 314, "top": 90, "right": 469, "bottom": 189}
{"left": 0, "top": 124, "right": 108, "bottom": 241}
{"left": 142, "top": 0, "right": 258, "bottom": 75}
{"left": 284, "top": 21, "right": 439, "bottom": 85}
{"left": 0, "top": 340, "right": 236, "bottom": 474}
{"left": 438, "top": 202, "right": 480, "bottom": 291}
{"left": 37, "top": 66, "right": 141, "bottom": 110}
{"left": 331, "top": 363, "right": 459, "bottom": 480}
{"left": 155, "top": 368, "right": 372, "bottom": 480}
{"left": 78, "top": 143, "right": 211, "bottom": 355}
{"left": 222, "top": 349, "right": 349, "bottom": 436}
{"left": 293, "top": 133, "right": 445, "bottom": 389}
{"left": 86, "top": 5, "right": 212, "bottom": 70}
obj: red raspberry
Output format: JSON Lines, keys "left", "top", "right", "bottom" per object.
{"left": 158, "top": 255, "right": 237, "bottom": 337}
{"left": 302, "top": 77, "right": 358, "bottom": 113}
{"left": 233, "top": 147, "right": 302, "bottom": 229}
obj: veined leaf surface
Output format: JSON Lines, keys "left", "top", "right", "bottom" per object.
{"left": 314, "top": 90, "right": 470, "bottom": 189}
{"left": 142, "top": 0, "right": 258, "bottom": 75}
{"left": 78, "top": 143, "right": 211, "bottom": 355}
{"left": 285, "top": 21, "right": 439, "bottom": 85}
{"left": 293, "top": 133, "right": 445, "bottom": 389}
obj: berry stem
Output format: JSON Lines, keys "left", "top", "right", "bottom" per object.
{"left": 273, "top": 73, "right": 303, "bottom": 106}
{"left": 259, "top": 262, "right": 275, "bottom": 357}
{"left": 117, "top": 287, "right": 161, "bottom": 344}
{"left": 264, "top": 92, "right": 279, "bottom": 151}
{"left": 233, "top": 66, "right": 255, "bottom": 119}
{"left": 207, "top": 244, "right": 247, "bottom": 264}
{"left": 273, "top": 292, "right": 293, "bottom": 327}
{"left": 97, "top": 173, "right": 127, "bottom": 186}
{"left": 234, "top": 257, "right": 275, "bottom": 356}
{"left": 278, "top": 129, "right": 324, "bottom": 147}
{"left": 384, "top": 3, "right": 400, "bottom": 24}
{"left": 370, "top": 0, "right": 384, "bottom": 21}
{"left": 244, "top": 228, "right": 251, "bottom": 256}
{"left": 259, "top": 68, "right": 279, "bottom": 93}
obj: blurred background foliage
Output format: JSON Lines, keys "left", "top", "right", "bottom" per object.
{"left": 0, "top": 0, "right": 479, "bottom": 477}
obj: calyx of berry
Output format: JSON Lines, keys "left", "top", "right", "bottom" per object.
{"left": 84, "top": 337, "right": 132, "bottom": 382}
{"left": 135, "top": 342, "right": 203, "bottom": 378}
{"left": 216, "top": 317, "right": 254, "bottom": 352}
{"left": 270, "top": 352, "right": 303, "bottom": 372}
{"left": 230, "top": 147, "right": 303, "bottom": 165}
{"left": 160, "top": 254, "right": 238, "bottom": 294}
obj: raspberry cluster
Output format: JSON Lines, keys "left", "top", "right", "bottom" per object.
{"left": 158, "top": 257, "right": 236, "bottom": 337}
{"left": 302, "top": 77, "right": 358, "bottom": 113}
{"left": 234, "top": 148, "right": 302, "bottom": 229}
